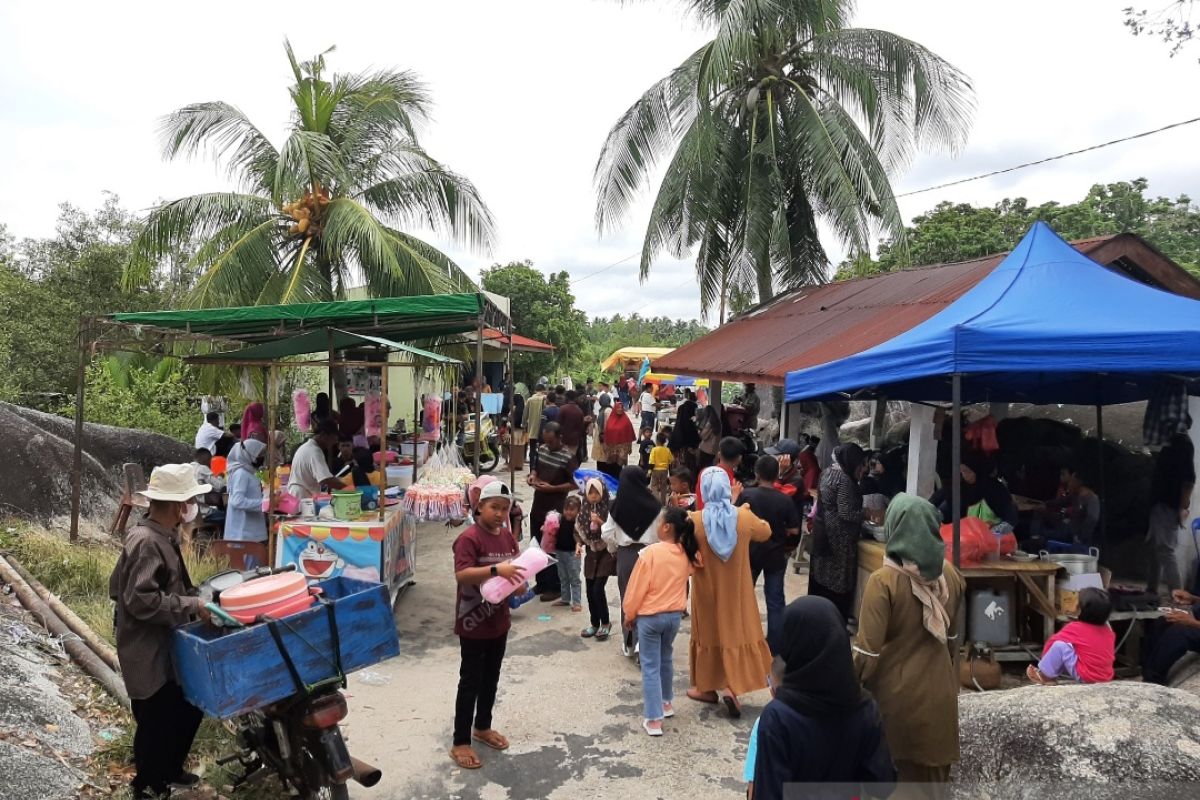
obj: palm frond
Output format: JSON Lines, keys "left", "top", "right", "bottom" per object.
{"left": 275, "top": 129, "right": 349, "bottom": 200}
{"left": 358, "top": 163, "right": 496, "bottom": 253}
{"left": 186, "top": 217, "right": 282, "bottom": 307}
{"left": 158, "top": 102, "right": 280, "bottom": 196}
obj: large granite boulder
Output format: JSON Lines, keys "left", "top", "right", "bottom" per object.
{"left": 957, "top": 682, "right": 1200, "bottom": 796}
{"left": 0, "top": 402, "right": 191, "bottom": 523}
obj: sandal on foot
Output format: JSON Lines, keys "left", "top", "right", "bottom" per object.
{"left": 662, "top": 702, "right": 675, "bottom": 718}
{"left": 449, "top": 746, "right": 482, "bottom": 769}
{"left": 551, "top": 600, "right": 570, "bottom": 607}
{"left": 581, "top": 626, "right": 597, "bottom": 638}
{"left": 572, "top": 604, "right": 583, "bottom": 613}
{"left": 720, "top": 689, "right": 742, "bottom": 717}
{"left": 1026, "top": 665, "right": 1056, "bottom": 685}
{"left": 643, "top": 719, "right": 664, "bottom": 737}
{"left": 595, "top": 624, "right": 611, "bottom": 641}
{"left": 472, "top": 729, "right": 509, "bottom": 751}
{"left": 687, "top": 688, "right": 719, "bottom": 704}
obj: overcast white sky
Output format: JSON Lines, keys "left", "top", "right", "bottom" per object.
{"left": 1, "top": 0, "right": 1196, "bottom": 323}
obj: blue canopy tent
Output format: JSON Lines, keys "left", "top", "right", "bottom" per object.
{"left": 785, "top": 222, "right": 1200, "bottom": 563}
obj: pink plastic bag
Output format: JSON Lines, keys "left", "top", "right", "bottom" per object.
{"left": 480, "top": 545, "right": 555, "bottom": 604}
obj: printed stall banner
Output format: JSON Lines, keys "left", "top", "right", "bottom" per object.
{"left": 277, "top": 507, "right": 415, "bottom": 592}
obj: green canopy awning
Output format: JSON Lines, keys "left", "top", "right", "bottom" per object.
{"left": 186, "top": 329, "right": 462, "bottom": 365}
{"left": 110, "top": 294, "right": 496, "bottom": 344}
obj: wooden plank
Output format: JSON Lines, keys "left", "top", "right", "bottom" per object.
{"left": 859, "top": 540, "right": 1061, "bottom": 576}
{"left": 1016, "top": 572, "right": 1059, "bottom": 622}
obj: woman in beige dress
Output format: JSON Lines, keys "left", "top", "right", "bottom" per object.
{"left": 686, "top": 466, "right": 772, "bottom": 716}
{"left": 853, "top": 493, "right": 965, "bottom": 790}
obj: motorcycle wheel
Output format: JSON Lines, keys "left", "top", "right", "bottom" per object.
{"left": 476, "top": 444, "right": 499, "bottom": 473}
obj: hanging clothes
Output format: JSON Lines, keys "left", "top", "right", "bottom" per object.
{"left": 1144, "top": 380, "right": 1192, "bottom": 447}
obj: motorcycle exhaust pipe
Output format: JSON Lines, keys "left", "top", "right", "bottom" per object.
{"left": 350, "top": 756, "right": 382, "bottom": 788}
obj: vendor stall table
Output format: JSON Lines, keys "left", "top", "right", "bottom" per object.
{"left": 858, "top": 540, "right": 1061, "bottom": 650}
{"left": 274, "top": 505, "right": 416, "bottom": 604}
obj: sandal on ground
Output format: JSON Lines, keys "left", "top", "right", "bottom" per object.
{"left": 595, "top": 624, "right": 611, "bottom": 641}
{"left": 472, "top": 729, "right": 510, "bottom": 751}
{"left": 581, "top": 626, "right": 597, "bottom": 638}
{"left": 449, "top": 745, "right": 482, "bottom": 769}
{"left": 662, "top": 702, "right": 675, "bottom": 718}
{"left": 643, "top": 719, "right": 664, "bottom": 737}
{"left": 551, "top": 600, "right": 570, "bottom": 607}
{"left": 1026, "top": 665, "right": 1056, "bottom": 685}
{"left": 720, "top": 689, "right": 742, "bottom": 717}
{"left": 687, "top": 688, "right": 719, "bottom": 704}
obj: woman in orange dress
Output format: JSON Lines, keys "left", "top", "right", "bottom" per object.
{"left": 686, "top": 466, "right": 773, "bottom": 716}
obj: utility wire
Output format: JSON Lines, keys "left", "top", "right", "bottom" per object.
{"left": 896, "top": 115, "right": 1200, "bottom": 198}
{"left": 569, "top": 251, "right": 639, "bottom": 284}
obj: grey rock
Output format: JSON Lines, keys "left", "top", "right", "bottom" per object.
{"left": 957, "top": 682, "right": 1200, "bottom": 794}
{"left": 0, "top": 401, "right": 191, "bottom": 521}
{"left": 0, "top": 740, "right": 82, "bottom": 800}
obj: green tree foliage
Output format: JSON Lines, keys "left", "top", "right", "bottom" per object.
{"left": 0, "top": 196, "right": 169, "bottom": 403}
{"left": 480, "top": 261, "right": 588, "bottom": 383}
{"left": 126, "top": 42, "right": 494, "bottom": 307}
{"left": 60, "top": 361, "right": 200, "bottom": 443}
{"left": 1124, "top": 1, "right": 1196, "bottom": 60}
{"left": 595, "top": 0, "right": 974, "bottom": 312}
{"left": 838, "top": 179, "right": 1200, "bottom": 279}
{"left": 575, "top": 314, "right": 709, "bottom": 381}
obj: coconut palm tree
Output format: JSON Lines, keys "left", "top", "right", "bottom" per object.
{"left": 595, "top": 0, "right": 974, "bottom": 311}
{"left": 126, "top": 43, "right": 494, "bottom": 306}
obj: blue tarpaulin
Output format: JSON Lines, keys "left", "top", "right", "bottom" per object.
{"left": 785, "top": 223, "right": 1200, "bottom": 405}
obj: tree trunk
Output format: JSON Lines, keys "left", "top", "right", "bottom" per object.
{"left": 755, "top": 266, "right": 784, "bottom": 427}
{"left": 316, "top": 255, "right": 350, "bottom": 402}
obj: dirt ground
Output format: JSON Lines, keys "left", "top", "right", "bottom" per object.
{"left": 343, "top": 473, "right": 809, "bottom": 800}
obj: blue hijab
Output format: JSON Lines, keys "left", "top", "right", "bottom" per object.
{"left": 701, "top": 466, "right": 738, "bottom": 561}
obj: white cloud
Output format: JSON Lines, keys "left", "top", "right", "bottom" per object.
{"left": 0, "top": 0, "right": 1195, "bottom": 324}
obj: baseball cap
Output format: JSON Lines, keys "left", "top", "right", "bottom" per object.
{"left": 765, "top": 438, "right": 801, "bottom": 458}
{"left": 477, "top": 481, "right": 513, "bottom": 506}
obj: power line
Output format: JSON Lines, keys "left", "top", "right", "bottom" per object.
{"left": 897, "top": 115, "right": 1200, "bottom": 198}
{"left": 569, "top": 251, "right": 639, "bottom": 285}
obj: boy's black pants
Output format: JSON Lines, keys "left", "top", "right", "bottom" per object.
{"left": 454, "top": 633, "right": 508, "bottom": 746}
{"left": 130, "top": 680, "right": 203, "bottom": 793}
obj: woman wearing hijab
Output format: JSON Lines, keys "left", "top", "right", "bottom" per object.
{"left": 686, "top": 466, "right": 772, "bottom": 715}
{"left": 240, "top": 402, "right": 266, "bottom": 443}
{"left": 601, "top": 400, "right": 636, "bottom": 480}
{"left": 854, "top": 494, "right": 965, "bottom": 789}
{"left": 809, "top": 443, "right": 867, "bottom": 621}
{"left": 602, "top": 466, "right": 662, "bottom": 655}
{"left": 696, "top": 403, "right": 722, "bottom": 473}
{"left": 508, "top": 383, "right": 529, "bottom": 462}
{"left": 753, "top": 597, "right": 895, "bottom": 799}
{"left": 669, "top": 392, "right": 701, "bottom": 471}
{"left": 311, "top": 392, "right": 334, "bottom": 431}
{"left": 224, "top": 439, "right": 268, "bottom": 542}
{"left": 591, "top": 392, "right": 613, "bottom": 474}
{"left": 338, "top": 396, "right": 364, "bottom": 439}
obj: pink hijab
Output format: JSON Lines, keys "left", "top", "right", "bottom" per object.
{"left": 240, "top": 402, "right": 266, "bottom": 442}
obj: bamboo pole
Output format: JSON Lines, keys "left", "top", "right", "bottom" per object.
{"left": 3, "top": 554, "right": 121, "bottom": 673}
{"left": 0, "top": 555, "right": 129, "bottom": 708}
{"left": 265, "top": 366, "right": 279, "bottom": 567}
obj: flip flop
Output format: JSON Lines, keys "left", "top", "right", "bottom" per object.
{"left": 643, "top": 719, "right": 664, "bottom": 737}
{"left": 449, "top": 746, "right": 482, "bottom": 770}
{"left": 662, "top": 702, "right": 675, "bottom": 718}
{"left": 720, "top": 690, "right": 742, "bottom": 717}
{"left": 1026, "top": 665, "right": 1056, "bottom": 685}
{"left": 686, "top": 688, "right": 719, "bottom": 704}
{"left": 581, "top": 626, "right": 597, "bottom": 638}
{"left": 472, "top": 729, "right": 510, "bottom": 751}
{"left": 595, "top": 624, "right": 611, "bottom": 641}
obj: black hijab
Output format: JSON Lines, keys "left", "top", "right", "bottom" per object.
{"left": 609, "top": 466, "right": 661, "bottom": 541}
{"left": 833, "top": 443, "right": 866, "bottom": 475}
{"left": 773, "top": 596, "right": 870, "bottom": 717}
{"left": 670, "top": 399, "right": 700, "bottom": 450}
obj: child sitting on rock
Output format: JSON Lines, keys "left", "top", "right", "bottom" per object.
{"left": 1028, "top": 587, "right": 1115, "bottom": 684}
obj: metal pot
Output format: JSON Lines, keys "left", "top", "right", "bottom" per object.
{"left": 1038, "top": 547, "right": 1099, "bottom": 576}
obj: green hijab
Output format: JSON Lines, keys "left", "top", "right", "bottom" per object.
{"left": 883, "top": 493, "right": 946, "bottom": 580}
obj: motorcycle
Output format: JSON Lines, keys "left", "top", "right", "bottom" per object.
{"left": 460, "top": 414, "right": 501, "bottom": 472}
{"left": 201, "top": 565, "right": 382, "bottom": 800}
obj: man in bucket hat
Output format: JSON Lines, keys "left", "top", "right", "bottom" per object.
{"left": 109, "top": 464, "right": 213, "bottom": 798}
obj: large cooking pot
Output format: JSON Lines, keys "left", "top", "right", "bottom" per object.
{"left": 1039, "top": 546, "right": 1099, "bottom": 576}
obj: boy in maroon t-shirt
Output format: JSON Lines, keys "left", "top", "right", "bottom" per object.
{"left": 450, "top": 482, "right": 523, "bottom": 770}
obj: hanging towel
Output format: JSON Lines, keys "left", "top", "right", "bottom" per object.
{"left": 1144, "top": 380, "right": 1191, "bottom": 447}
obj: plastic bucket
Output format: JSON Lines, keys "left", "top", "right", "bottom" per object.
{"left": 331, "top": 490, "right": 363, "bottom": 520}
{"left": 359, "top": 486, "right": 380, "bottom": 510}
{"left": 386, "top": 465, "right": 414, "bottom": 489}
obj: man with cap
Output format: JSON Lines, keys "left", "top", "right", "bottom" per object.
{"left": 109, "top": 464, "right": 213, "bottom": 799}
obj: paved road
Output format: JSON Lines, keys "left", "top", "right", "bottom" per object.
{"left": 344, "top": 466, "right": 811, "bottom": 799}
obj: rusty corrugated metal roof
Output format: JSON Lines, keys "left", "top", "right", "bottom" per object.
{"left": 653, "top": 233, "right": 1199, "bottom": 385}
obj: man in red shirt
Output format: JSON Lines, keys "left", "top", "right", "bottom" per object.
{"left": 695, "top": 436, "right": 743, "bottom": 510}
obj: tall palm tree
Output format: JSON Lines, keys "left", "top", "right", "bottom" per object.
{"left": 126, "top": 43, "right": 495, "bottom": 306}
{"left": 595, "top": 0, "right": 974, "bottom": 311}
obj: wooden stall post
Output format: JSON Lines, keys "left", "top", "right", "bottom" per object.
{"left": 412, "top": 367, "right": 421, "bottom": 487}
{"left": 507, "top": 319, "right": 515, "bottom": 492}
{"left": 265, "top": 366, "right": 279, "bottom": 566}
{"left": 473, "top": 313, "right": 484, "bottom": 475}
{"left": 951, "top": 374, "right": 962, "bottom": 569}
{"left": 1096, "top": 402, "right": 1107, "bottom": 544}
{"left": 69, "top": 317, "right": 91, "bottom": 543}
{"left": 378, "top": 357, "right": 389, "bottom": 521}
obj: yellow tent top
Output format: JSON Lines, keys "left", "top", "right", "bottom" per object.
{"left": 644, "top": 373, "right": 709, "bottom": 388}
{"left": 600, "top": 346, "right": 676, "bottom": 372}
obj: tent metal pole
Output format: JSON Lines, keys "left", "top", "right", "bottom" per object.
{"left": 265, "top": 366, "right": 278, "bottom": 567}
{"left": 1096, "top": 402, "right": 1107, "bottom": 545}
{"left": 327, "top": 328, "right": 335, "bottom": 401}
{"left": 378, "top": 358, "right": 389, "bottom": 522}
{"left": 951, "top": 373, "right": 962, "bottom": 569}
{"left": 412, "top": 368, "right": 421, "bottom": 487}
{"left": 474, "top": 312, "right": 484, "bottom": 474}
{"left": 507, "top": 317, "right": 515, "bottom": 493}
{"left": 69, "top": 317, "right": 91, "bottom": 543}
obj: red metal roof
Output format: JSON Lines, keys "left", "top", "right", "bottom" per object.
{"left": 653, "top": 234, "right": 1200, "bottom": 386}
{"left": 481, "top": 328, "right": 555, "bottom": 352}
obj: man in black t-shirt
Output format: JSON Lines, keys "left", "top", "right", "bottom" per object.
{"left": 737, "top": 454, "right": 800, "bottom": 655}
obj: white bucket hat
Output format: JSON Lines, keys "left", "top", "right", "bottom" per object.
{"left": 136, "top": 463, "right": 212, "bottom": 503}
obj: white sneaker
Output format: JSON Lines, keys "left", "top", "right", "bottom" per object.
{"left": 620, "top": 640, "right": 631, "bottom": 658}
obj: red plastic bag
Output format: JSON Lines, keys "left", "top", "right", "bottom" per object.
{"left": 940, "top": 517, "right": 997, "bottom": 567}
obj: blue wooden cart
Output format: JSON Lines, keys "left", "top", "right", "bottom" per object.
{"left": 172, "top": 577, "right": 400, "bottom": 719}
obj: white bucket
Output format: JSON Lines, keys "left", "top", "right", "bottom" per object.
{"left": 386, "top": 464, "right": 414, "bottom": 489}
{"left": 400, "top": 441, "right": 428, "bottom": 462}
